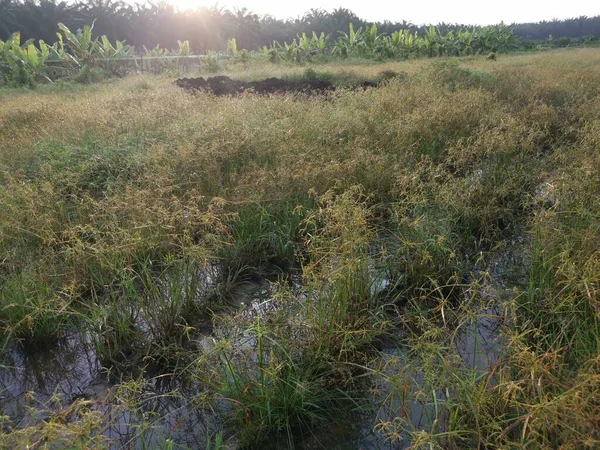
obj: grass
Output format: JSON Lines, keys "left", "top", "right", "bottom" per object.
{"left": 0, "top": 48, "right": 599, "bottom": 448}
{"left": 217, "top": 318, "right": 366, "bottom": 448}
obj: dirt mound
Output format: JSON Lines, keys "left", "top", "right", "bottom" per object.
{"left": 175, "top": 76, "right": 338, "bottom": 96}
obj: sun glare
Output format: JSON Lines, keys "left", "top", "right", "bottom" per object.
{"left": 172, "top": 0, "right": 213, "bottom": 12}
{"left": 162, "top": 0, "right": 599, "bottom": 25}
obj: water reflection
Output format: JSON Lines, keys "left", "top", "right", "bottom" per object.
{"left": 0, "top": 271, "right": 505, "bottom": 449}
{"left": 0, "top": 333, "right": 212, "bottom": 449}
{"left": 0, "top": 333, "right": 103, "bottom": 422}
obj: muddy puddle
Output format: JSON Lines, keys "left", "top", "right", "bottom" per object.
{"left": 0, "top": 260, "right": 507, "bottom": 448}
{"left": 0, "top": 333, "right": 103, "bottom": 420}
{"left": 456, "top": 305, "right": 504, "bottom": 373}
{"left": 0, "top": 333, "right": 212, "bottom": 448}
{"left": 175, "top": 75, "right": 377, "bottom": 96}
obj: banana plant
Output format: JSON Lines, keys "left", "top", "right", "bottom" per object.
{"left": 439, "top": 31, "right": 455, "bottom": 56}
{"left": 54, "top": 32, "right": 77, "bottom": 65}
{"left": 495, "top": 22, "right": 517, "bottom": 52}
{"left": 227, "top": 38, "right": 238, "bottom": 56}
{"left": 176, "top": 39, "right": 191, "bottom": 70}
{"left": 93, "top": 35, "right": 132, "bottom": 59}
{"left": 406, "top": 31, "right": 420, "bottom": 55}
{"left": 283, "top": 39, "right": 303, "bottom": 63}
{"left": 142, "top": 44, "right": 169, "bottom": 72}
{"left": 0, "top": 32, "right": 55, "bottom": 84}
{"left": 387, "top": 29, "right": 419, "bottom": 58}
{"left": 143, "top": 44, "right": 170, "bottom": 57}
{"left": 298, "top": 33, "right": 311, "bottom": 53}
{"left": 92, "top": 35, "right": 132, "bottom": 74}
{"left": 424, "top": 25, "right": 440, "bottom": 57}
{"left": 476, "top": 26, "right": 497, "bottom": 53}
{"left": 177, "top": 40, "right": 190, "bottom": 56}
{"left": 334, "top": 23, "right": 364, "bottom": 57}
{"left": 389, "top": 30, "right": 404, "bottom": 56}
{"left": 363, "top": 24, "right": 381, "bottom": 53}
{"left": 311, "top": 31, "right": 328, "bottom": 54}
{"left": 0, "top": 33, "right": 31, "bottom": 84}
{"left": 57, "top": 21, "right": 96, "bottom": 68}
{"left": 456, "top": 29, "right": 474, "bottom": 55}
{"left": 0, "top": 39, "right": 7, "bottom": 81}
{"left": 267, "top": 41, "right": 281, "bottom": 63}
{"left": 332, "top": 37, "right": 348, "bottom": 57}
{"left": 58, "top": 22, "right": 139, "bottom": 78}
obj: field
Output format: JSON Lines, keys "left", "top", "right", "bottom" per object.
{"left": 0, "top": 48, "right": 599, "bottom": 449}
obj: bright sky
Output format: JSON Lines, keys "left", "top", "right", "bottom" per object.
{"left": 173, "top": 1, "right": 599, "bottom": 25}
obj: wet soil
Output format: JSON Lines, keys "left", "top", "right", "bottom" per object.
{"left": 0, "top": 257, "right": 507, "bottom": 449}
{"left": 175, "top": 76, "right": 377, "bottom": 96}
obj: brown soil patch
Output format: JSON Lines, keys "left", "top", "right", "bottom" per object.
{"left": 175, "top": 76, "right": 376, "bottom": 96}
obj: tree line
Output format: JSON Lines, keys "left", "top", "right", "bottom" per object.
{"left": 1, "top": 1, "right": 599, "bottom": 52}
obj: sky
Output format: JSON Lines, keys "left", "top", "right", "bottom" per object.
{"left": 171, "top": 0, "right": 600, "bottom": 25}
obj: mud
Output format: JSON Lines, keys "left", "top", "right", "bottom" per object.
{"left": 175, "top": 75, "right": 376, "bottom": 96}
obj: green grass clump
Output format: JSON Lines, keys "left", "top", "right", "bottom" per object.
{"left": 0, "top": 269, "right": 73, "bottom": 344}
{"left": 218, "top": 199, "right": 309, "bottom": 279}
{"left": 427, "top": 60, "right": 495, "bottom": 91}
{"left": 219, "top": 321, "right": 363, "bottom": 448}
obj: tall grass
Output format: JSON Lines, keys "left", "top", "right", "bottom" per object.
{"left": 0, "top": 49, "right": 599, "bottom": 448}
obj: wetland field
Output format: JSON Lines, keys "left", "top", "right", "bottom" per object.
{"left": 0, "top": 49, "right": 599, "bottom": 449}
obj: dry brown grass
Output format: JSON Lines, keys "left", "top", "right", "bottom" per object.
{"left": 0, "top": 48, "right": 599, "bottom": 448}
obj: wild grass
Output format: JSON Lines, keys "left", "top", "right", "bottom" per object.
{"left": 0, "top": 48, "right": 599, "bottom": 448}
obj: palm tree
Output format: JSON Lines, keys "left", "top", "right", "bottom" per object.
{"left": 229, "top": 7, "right": 260, "bottom": 50}
{"left": 328, "top": 8, "right": 363, "bottom": 36}
{"left": 302, "top": 8, "right": 328, "bottom": 34}
{"left": 34, "top": 0, "right": 80, "bottom": 42}
{"left": 0, "top": 0, "right": 20, "bottom": 38}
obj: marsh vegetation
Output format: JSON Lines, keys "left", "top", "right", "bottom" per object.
{"left": 0, "top": 49, "right": 599, "bottom": 449}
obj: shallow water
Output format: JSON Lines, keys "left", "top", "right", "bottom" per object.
{"left": 456, "top": 306, "right": 503, "bottom": 372}
{"left": 0, "top": 333, "right": 213, "bottom": 448}
{"left": 0, "top": 267, "right": 505, "bottom": 449}
{"left": 0, "top": 333, "right": 104, "bottom": 422}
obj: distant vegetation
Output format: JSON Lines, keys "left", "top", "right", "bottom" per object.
{"left": 1, "top": 1, "right": 599, "bottom": 52}
{"left": 1, "top": 19, "right": 526, "bottom": 86}
{"left": 3, "top": 12, "right": 600, "bottom": 88}
{"left": 1, "top": 49, "right": 599, "bottom": 449}
{"left": 2, "top": 2, "right": 600, "bottom": 87}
